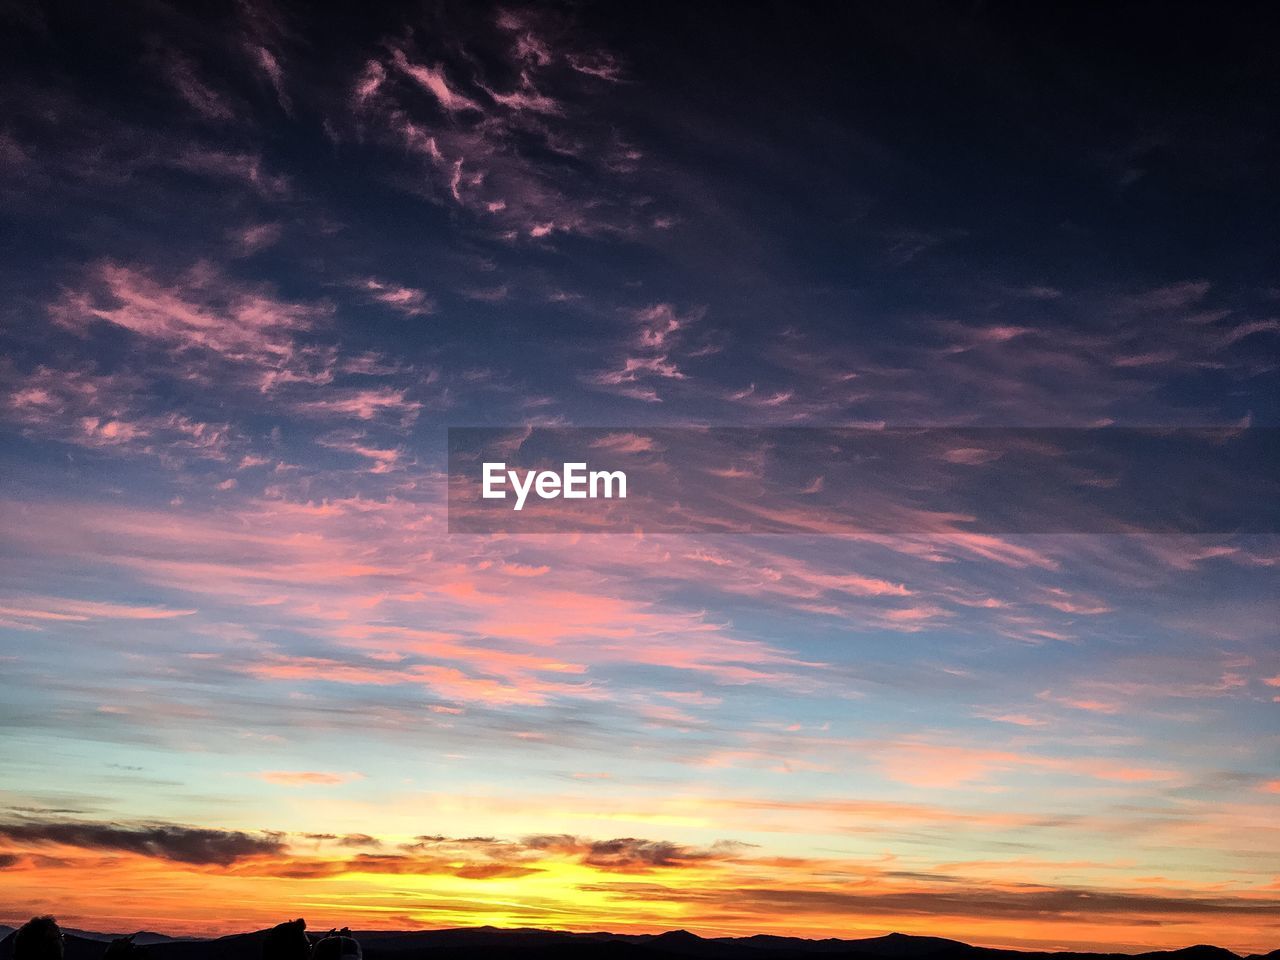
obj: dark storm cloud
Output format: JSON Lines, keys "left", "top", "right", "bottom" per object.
{"left": 523, "top": 834, "right": 747, "bottom": 870}
{"left": 0, "top": 819, "right": 286, "bottom": 866}
{"left": 299, "top": 831, "right": 382, "bottom": 848}
{"left": 226, "top": 832, "right": 748, "bottom": 880}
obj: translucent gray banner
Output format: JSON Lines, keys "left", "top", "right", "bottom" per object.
{"left": 447, "top": 428, "right": 1279, "bottom": 534}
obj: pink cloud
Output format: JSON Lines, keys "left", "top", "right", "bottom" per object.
{"left": 5, "top": 366, "right": 234, "bottom": 459}
{"left": 974, "top": 711, "right": 1048, "bottom": 728}
{"left": 161, "top": 51, "right": 235, "bottom": 122}
{"left": 391, "top": 49, "right": 481, "bottom": 113}
{"left": 295, "top": 387, "right": 422, "bottom": 423}
{"left": 317, "top": 431, "right": 402, "bottom": 472}
{"left": 49, "top": 262, "right": 327, "bottom": 389}
{"left": 231, "top": 222, "right": 283, "bottom": 256}
{"left": 251, "top": 45, "right": 291, "bottom": 113}
{"left": 872, "top": 739, "right": 1183, "bottom": 788}
{"left": 586, "top": 304, "right": 707, "bottom": 401}
{"left": 348, "top": 26, "right": 662, "bottom": 246}
{"left": 589, "top": 432, "right": 661, "bottom": 454}
{"left": 357, "top": 277, "right": 435, "bottom": 316}
{"left": 1037, "top": 690, "right": 1123, "bottom": 714}
{"left": 1039, "top": 588, "right": 1112, "bottom": 615}
{"left": 0, "top": 596, "right": 196, "bottom": 626}
{"left": 256, "top": 770, "right": 364, "bottom": 786}
{"left": 245, "top": 654, "right": 592, "bottom": 707}
{"left": 485, "top": 75, "right": 561, "bottom": 115}
{"left": 634, "top": 303, "right": 686, "bottom": 350}
{"left": 170, "top": 147, "right": 291, "bottom": 198}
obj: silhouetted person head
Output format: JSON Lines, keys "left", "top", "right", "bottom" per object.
{"left": 310, "top": 929, "right": 360, "bottom": 960}
{"left": 13, "top": 917, "right": 62, "bottom": 960}
{"left": 262, "top": 920, "right": 309, "bottom": 960}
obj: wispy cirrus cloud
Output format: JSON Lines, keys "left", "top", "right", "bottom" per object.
{"left": 587, "top": 303, "right": 710, "bottom": 402}
{"left": 4, "top": 365, "right": 235, "bottom": 459}
{"left": 347, "top": 8, "right": 667, "bottom": 243}
{"left": 254, "top": 771, "right": 364, "bottom": 787}
{"left": 49, "top": 261, "right": 329, "bottom": 392}
{"left": 354, "top": 277, "right": 436, "bottom": 316}
{"left": 0, "top": 596, "right": 196, "bottom": 629}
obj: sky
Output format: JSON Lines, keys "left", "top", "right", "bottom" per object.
{"left": 0, "top": 0, "right": 1278, "bottom": 952}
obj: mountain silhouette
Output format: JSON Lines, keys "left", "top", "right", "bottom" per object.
{"left": 0, "top": 925, "right": 1273, "bottom": 960}
{"left": 62, "top": 932, "right": 187, "bottom": 947}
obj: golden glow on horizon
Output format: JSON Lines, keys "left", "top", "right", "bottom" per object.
{"left": 1, "top": 838, "right": 1277, "bottom": 954}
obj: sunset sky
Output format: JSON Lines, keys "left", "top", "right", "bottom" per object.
{"left": 1, "top": 1, "right": 1278, "bottom": 953}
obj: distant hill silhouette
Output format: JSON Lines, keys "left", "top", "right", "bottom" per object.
{"left": 0, "top": 924, "right": 1274, "bottom": 960}
{"left": 64, "top": 932, "right": 191, "bottom": 947}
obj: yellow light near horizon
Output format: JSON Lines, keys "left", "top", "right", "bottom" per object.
{"left": 2, "top": 844, "right": 1278, "bottom": 954}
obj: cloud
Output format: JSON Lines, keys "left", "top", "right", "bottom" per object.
{"left": 316, "top": 430, "right": 402, "bottom": 473}
{"left": 587, "top": 304, "right": 706, "bottom": 402}
{"left": 217, "top": 831, "right": 747, "bottom": 882}
{"left": 356, "top": 277, "right": 436, "bottom": 316}
{"left": 4, "top": 366, "right": 235, "bottom": 460}
{"left": 0, "top": 596, "right": 196, "bottom": 628}
{"left": 49, "top": 261, "right": 330, "bottom": 391}
{"left": 870, "top": 739, "right": 1184, "bottom": 789}
{"left": 294, "top": 387, "right": 422, "bottom": 423}
{"left": 255, "top": 771, "right": 364, "bottom": 787}
{"left": 299, "top": 832, "right": 381, "bottom": 848}
{"left": 1123, "top": 280, "right": 1211, "bottom": 312}
{"left": 231, "top": 222, "right": 283, "bottom": 256}
{"left": 390, "top": 50, "right": 482, "bottom": 114}
{"left": 347, "top": 12, "right": 663, "bottom": 243}
{"left": 159, "top": 51, "right": 236, "bottom": 122}
{"left": 0, "top": 819, "right": 285, "bottom": 866}
{"left": 583, "top": 879, "right": 1280, "bottom": 923}
{"left": 250, "top": 46, "right": 291, "bottom": 113}
{"left": 524, "top": 835, "right": 747, "bottom": 871}
{"left": 170, "top": 148, "right": 291, "bottom": 199}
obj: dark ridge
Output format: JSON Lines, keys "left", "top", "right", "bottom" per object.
{"left": 1142, "top": 951, "right": 1242, "bottom": 960}
{"left": 724, "top": 935, "right": 857, "bottom": 953}
{"left": 63, "top": 931, "right": 183, "bottom": 945}
{"left": 0, "top": 925, "right": 1268, "bottom": 960}
{"left": 824, "top": 934, "right": 970, "bottom": 957}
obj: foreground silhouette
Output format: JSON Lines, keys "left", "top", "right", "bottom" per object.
{"left": 2, "top": 918, "right": 1277, "bottom": 960}
{"left": 12, "top": 918, "right": 62, "bottom": 960}
{"left": 102, "top": 935, "right": 147, "bottom": 960}
{"left": 2, "top": 920, "right": 362, "bottom": 960}
{"left": 310, "top": 930, "right": 359, "bottom": 960}
{"left": 261, "top": 921, "right": 308, "bottom": 960}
